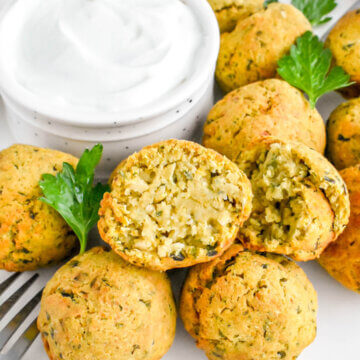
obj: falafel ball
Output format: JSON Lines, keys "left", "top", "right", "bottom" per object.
{"left": 0, "top": 144, "right": 78, "bottom": 272}
{"left": 319, "top": 165, "right": 360, "bottom": 293}
{"left": 38, "top": 247, "right": 176, "bottom": 360}
{"left": 180, "top": 245, "right": 318, "bottom": 360}
{"left": 98, "top": 140, "right": 252, "bottom": 271}
{"left": 325, "top": 9, "right": 360, "bottom": 98}
{"left": 203, "top": 79, "right": 326, "bottom": 159}
{"left": 327, "top": 98, "right": 360, "bottom": 170}
{"left": 216, "top": 3, "right": 311, "bottom": 93}
{"left": 235, "top": 137, "right": 350, "bottom": 261}
{"left": 207, "top": 0, "right": 263, "bottom": 33}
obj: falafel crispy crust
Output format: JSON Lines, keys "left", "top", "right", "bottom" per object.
{"left": 216, "top": 3, "right": 311, "bottom": 92}
{"left": 319, "top": 165, "right": 360, "bottom": 293}
{"left": 37, "top": 247, "right": 176, "bottom": 360}
{"left": 0, "top": 144, "right": 78, "bottom": 272}
{"left": 325, "top": 9, "right": 360, "bottom": 98}
{"left": 203, "top": 79, "right": 326, "bottom": 159}
{"left": 180, "top": 245, "right": 318, "bottom": 360}
{"left": 326, "top": 98, "right": 360, "bottom": 170}
{"left": 98, "top": 139, "right": 252, "bottom": 271}
{"left": 207, "top": 0, "right": 263, "bottom": 33}
{"left": 235, "top": 137, "right": 350, "bottom": 261}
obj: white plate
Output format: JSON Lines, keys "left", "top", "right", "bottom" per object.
{"left": 1, "top": 1, "right": 360, "bottom": 359}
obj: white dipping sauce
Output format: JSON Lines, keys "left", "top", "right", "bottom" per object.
{"left": 1, "top": 0, "right": 203, "bottom": 113}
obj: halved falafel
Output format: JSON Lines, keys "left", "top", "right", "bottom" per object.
{"left": 235, "top": 138, "right": 350, "bottom": 261}
{"left": 98, "top": 140, "right": 252, "bottom": 271}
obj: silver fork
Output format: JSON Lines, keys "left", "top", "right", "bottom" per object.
{"left": 0, "top": 268, "right": 56, "bottom": 360}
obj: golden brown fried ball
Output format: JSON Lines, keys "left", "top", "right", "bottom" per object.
{"left": 203, "top": 79, "right": 326, "bottom": 159}
{"left": 180, "top": 245, "right": 318, "bottom": 360}
{"left": 319, "top": 165, "right": 360, "bottom": 293}
{"left": 235, "top": 137, "right": 350, "bottom": 261}
{"left": 38, "top": 247, "right": 176, "bottom": 360}
{"left": 327, "top": 98, "right": 360, "bottom": 170}
{"left": 0, "top": 144, "right": 78, "bottom": 272}
{"left": 216, "top": 3, "right": 311, "bottom": 93}
{"left": 325, "top": 9, "right": 360, "bottom": 98}
{"left": 98, "top": 139, "right": 252, "bottom": 271}
{"left": 207, "top": 0, "right": 263, "bottom": 33}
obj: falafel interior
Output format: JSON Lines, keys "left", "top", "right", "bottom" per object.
{"left": 237, "top": 141, "right": 346, "bottom": 260}
{"left": 99, "top": 140, "right": 252, "bottom": 270}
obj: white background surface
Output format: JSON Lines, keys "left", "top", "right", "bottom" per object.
{"left": 1, "top": 0, "right": 360, "bottom": 359}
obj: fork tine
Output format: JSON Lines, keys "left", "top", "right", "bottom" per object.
{"left": 0, "top": 273, "right": 19, "bottom": 296}
{"left": 20, "top": 334, "right": 46, "bottom": 360}
{"left": 0, "top": 270, "right": 16, "bottom": 284}
{"left": 0, "top": 291, "right": 42, "bottom": 354}
{"left": 0, "top": 275, "right": 45, "bottom": 332}
{"left": 0, "top": 272, "right": 36, "bottom": 306}
{"left": 0, "top": 302, "right": 40, "bottom": 355}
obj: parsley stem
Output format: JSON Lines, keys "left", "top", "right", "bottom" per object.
{"left": 79, "top": 233, "right": 87, "bottom": 254}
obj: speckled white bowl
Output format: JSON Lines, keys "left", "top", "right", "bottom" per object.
{"left": 0, "top": 0, "right": 220, "bottom": 179}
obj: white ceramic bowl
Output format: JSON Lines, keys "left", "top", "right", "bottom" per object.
{"left": 0, "top": 0, "right": 220, "bottom": 179}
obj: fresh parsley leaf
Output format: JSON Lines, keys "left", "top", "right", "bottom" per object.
{"left": 277, "top": 31, "right": 354, "bottom": 108}
{"left": 264, "top": 0, "right": 278, "bottom": 8}
{"left": 39, "top": 144, "right": 109, "bottom": 254}
{"left": 292, "top": 0, "right": 337, "bottom": 26}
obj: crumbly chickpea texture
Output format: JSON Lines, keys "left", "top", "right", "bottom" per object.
{"left": 235, "top": 138, "right": 350, "bottom": 261}
{"left": 98, "top": 140, "right": 252, "bottom": 271}
{"left": 180, "top": 245, "right": 318, "bottom": 360}
{"left": 37, "top": 247, "right": 176, "bottom": 360}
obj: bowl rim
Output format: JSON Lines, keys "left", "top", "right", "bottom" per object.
{"left": 0, "top": 0, "right": 220, "bottom": 127}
